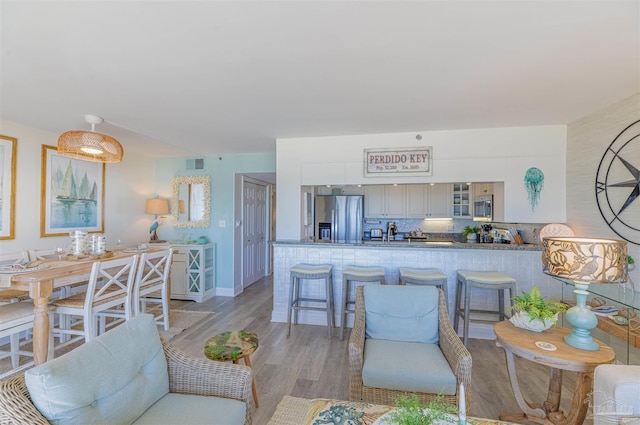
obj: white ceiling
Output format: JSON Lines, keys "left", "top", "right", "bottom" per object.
{"left": 1, "top": 1, "right": 639, "bottom": 158}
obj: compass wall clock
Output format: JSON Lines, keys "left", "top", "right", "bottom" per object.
{"left": 595, "top": 119, "right": 640, "bottom": 245}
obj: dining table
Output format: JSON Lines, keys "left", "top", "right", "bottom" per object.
{"left": 0, "top": 249, "right": 148, "bottom": 365}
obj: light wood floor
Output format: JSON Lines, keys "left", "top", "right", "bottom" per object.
{"left": 168, "top": 275, "right": 589, "bottom": 425}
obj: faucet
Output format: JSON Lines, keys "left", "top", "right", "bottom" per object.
{"left": 386, "top": 222, "right": 398, "bottom": 242}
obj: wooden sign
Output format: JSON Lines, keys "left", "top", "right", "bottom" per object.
{"left": 364, "top": 147, "right": 432, "bottom": 177}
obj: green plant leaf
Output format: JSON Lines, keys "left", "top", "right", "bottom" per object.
{"left": 384, "top": 393, "right": 457, "bottom": 425}
{"left": 511, "top": 286, "right": 567, "bottom": 322}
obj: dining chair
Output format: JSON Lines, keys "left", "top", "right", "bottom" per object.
{"left": 0, "top": 251, "right": 32, "bottom": 303}
{"left": 51, "top": 255, "right": 139, "bottom": 345}
{"left": 132, "top": 248, "right": 173, "bottom": 330}
{"left": 0, "top": 302, "right": 54, "bottom": 379}
{"left": 27, "top": 249, "right": 72, "bottom": 299}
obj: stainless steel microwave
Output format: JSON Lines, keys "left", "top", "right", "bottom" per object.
{"left": 474, "top": 195, "right": 493, "bottom": 221}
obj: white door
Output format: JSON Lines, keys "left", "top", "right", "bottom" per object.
{"left": 243, "top": 181, "right": 267, "bottom": 287}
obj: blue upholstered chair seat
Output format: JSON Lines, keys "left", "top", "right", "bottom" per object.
{"left": 349, "top": 284, "right": 472, "bottom": 409}
{"left": 132, "top": 393, "right": 247, "bottom": 425}
{"left": 363, "top": 339, "right": 457, "bottom": 395}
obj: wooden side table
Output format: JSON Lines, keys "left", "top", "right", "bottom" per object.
{"left": 204, "top": 330, "right": 259, "bottom": 407}
{"left": 494, "top": 321, "right": 616, "bottom": 425}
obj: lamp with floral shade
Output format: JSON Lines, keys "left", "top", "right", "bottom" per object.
{"left": 542, "top": 236, "right": 628, "bottom": 351}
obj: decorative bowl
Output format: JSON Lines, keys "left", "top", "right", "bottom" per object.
{"left": 509, "top": 311, "right": 557, "bottom": 332}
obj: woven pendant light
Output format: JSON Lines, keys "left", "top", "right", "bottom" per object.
{"left": 58, "top": 115, "right": 123, "bottom": 163}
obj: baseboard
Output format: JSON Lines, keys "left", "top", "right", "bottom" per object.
{"left": 215, "top": 287, "right": 236, "bottom": 297}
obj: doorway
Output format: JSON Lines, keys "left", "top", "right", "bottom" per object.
{"left": 233, "top": 174, "right": 276, "bottom": 294}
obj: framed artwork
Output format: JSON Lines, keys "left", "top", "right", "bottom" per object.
{"left": 40, "top": 145, "right": 105, "bottom": 237}
{"left": 0, "top": 135, "right": 17, "bottom": 240}
{"left": 364, "top": 147, "right": 433, "bottom": 177}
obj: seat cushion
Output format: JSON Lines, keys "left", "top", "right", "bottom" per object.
{"left": 25, "top": 314, "right": 169, "bottom": 425}
{"left": 132, "top": 393, "right": 247, "bottom": 425}
{"left": 594, "top": 365, "right": 640, "bottom": 425}
{"left": 362, "top": 339, "right": 457, "bottom": 395}
{"left": 364, "top": 285, "right": 439, "bottom": 343}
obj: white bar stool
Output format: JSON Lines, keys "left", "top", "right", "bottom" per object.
{"left": 287, "top": 264, "right": 335, "bottom": 339}
{"left": 340, "top": 266, "right": 386, "bottom": 340}
{"left": 398, "top": 267, "right": 448, "bottom": 300}
{"left": 454, "top": 270, "right": 516, "bottom": 346}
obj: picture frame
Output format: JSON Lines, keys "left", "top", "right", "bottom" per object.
{"left": 0, "top": 135, "right": 17, "bottom": 240}
{"left": 41, "top": 145, "right": 105, "bottom": 237}
{"left": 364, "top": 147, "right": 433, "bottom": 177}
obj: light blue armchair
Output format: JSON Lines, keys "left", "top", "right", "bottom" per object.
{"left": 348, "top": 284, "right": 472, "bottom": 411}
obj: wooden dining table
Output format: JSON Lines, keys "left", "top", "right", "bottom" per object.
{"left": 2, "top": 250, "right": 144, "bottom": 365}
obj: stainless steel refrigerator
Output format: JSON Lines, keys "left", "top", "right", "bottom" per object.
{"left": 315, "top": 195, "right": 364, "bottom": 243}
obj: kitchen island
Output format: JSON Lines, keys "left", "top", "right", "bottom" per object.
{"left": 272, "top": 240, "right": 556, "bottom": 340}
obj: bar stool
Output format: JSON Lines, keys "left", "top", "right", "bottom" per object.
{"left": 454, "top": 270, "right": 516, "bottom": 346}
{"left": 398, "top": 267, "right": 448, "bottom": 300}
{"left": 287, "top": 264, "right": 335, "bottom": 339}
{"left": 340, "top": 266, "right": 386, "bottom": 340}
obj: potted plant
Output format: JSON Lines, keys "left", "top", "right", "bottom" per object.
{"left": 509, "top": 286, "right": 568, "bottom": 332}
{"left": 461, "top": 226, "right": 481, "bottom": 243}
{"left": 629, "top": 255, "right": 635, "bottom": 272}
{"left": 378, "top": 394, "right": 457, "bottom": 425}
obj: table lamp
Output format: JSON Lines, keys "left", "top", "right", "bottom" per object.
{"left": 145, "top": 197, "right": 170, "bottom": 242}
{"left": 542, "top": 236, "right": 627, "bottom": 351}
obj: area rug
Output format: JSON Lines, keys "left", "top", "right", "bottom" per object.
{"left": 159, "top": 310, "right": 214, "bottom": 340}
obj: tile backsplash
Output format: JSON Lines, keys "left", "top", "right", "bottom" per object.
{"left": 363, "top": 217, "right": 546, "bottom": 244}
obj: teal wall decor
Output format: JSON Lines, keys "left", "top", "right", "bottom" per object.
{"left": 524, "top": 167, "right": 544, "bottom": 211}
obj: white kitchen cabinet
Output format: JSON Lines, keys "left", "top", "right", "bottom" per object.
{"left": 428, "top": 184, "right": 453, "bottom": 218}
{"left": 341, "top": 186, "right": 365, "bottom": 195}
{"left": 165, "top": 243, "right": 215, "bottom": 302}
{"left": 406, "top": 184, "right": 452, "bottom": 218}
{"left": 473, "top": 182, "right": 494, "bottom": 196}
{"left": 364, "top": 185, "right": 406, "bottom": 218}
{"left": 452, "top": 183, "right": 472, "bottom": 218}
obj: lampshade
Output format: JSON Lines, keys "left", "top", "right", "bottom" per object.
{"left": 178, "top": 200, "right": 185, "bottom": 214}
{"left": 542, "top": 236, "right": 628, "bottom": 351}
{"left": 145, "top": 198, "right": 170, "bottom": 215}
{"left": 542, "top": 236, "right": 628, "bottom": 283}
{"left": 539, "top": 223, "right": 574, "bottom": 242}
{"left": 57, "top": 115, "right": 123, "bottom": 163}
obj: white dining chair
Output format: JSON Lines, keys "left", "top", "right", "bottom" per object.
{"left": 51, "top": 255, "right": 138, "bottom": 345}
{"left": 0, "top": 302, "right": 53, "bottom": 379}
{"left": 26, "top": 249, "right": 72, "bottom": 299}
{"left": 132, "top": 248, "right": 173, "bottom": 330}
{"left": 0, "top": 251, "right": 31, "bottom": 303}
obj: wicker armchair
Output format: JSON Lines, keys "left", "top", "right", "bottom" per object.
{"left": 0, "top": 337, "right": 254, "bottom": 425}
{"left": 348, "top": 285, "right": 472, "bottom": 411}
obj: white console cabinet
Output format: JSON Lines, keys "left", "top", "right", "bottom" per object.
{"left": 163, "top": 243, "right": 215, "bottom": 302}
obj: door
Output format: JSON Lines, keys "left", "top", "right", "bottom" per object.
{"left": 243, "top": 181, "right": 267, "bottom": 287}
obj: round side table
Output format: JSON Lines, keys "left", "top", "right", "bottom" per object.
{"left": 204, "top": 330, "right": 259, "bottom": 407}
{"left": 494, "top": 320, "right": 615, "bottom": 425}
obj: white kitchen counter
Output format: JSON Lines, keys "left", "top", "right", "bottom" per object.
{"left": 272, "top": 240, "right": 558, "bottom": 340}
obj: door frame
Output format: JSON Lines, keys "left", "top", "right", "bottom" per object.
{"left": 233, "top": 174, "right": 275, "bottom": 295}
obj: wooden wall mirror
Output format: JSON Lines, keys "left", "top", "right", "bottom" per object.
{"left": 171, "top": 175, "right": 211, "bottom": 228}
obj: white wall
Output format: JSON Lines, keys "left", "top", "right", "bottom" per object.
{"left": 0, "top": 120, "right": 156, "bottom": 255}
{"left": 567, "top": 93, "right": 640, "bottom": 285}
{"left": 276, "top": 125, "right": 566, "bottom": 239}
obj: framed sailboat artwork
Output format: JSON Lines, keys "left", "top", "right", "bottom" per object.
{"left": 40, "top": 145, "right": 105, "bottom": 237}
